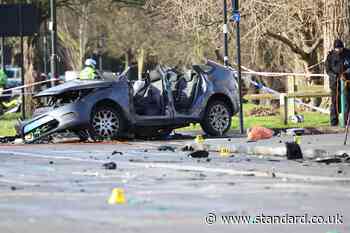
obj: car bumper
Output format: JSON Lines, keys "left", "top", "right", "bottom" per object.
{"left": 16, "top": 102, "right": 90, "bottom": 143}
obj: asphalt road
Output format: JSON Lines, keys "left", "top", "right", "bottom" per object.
{"left": 0, "top": 137, "right": 349, "bottom": 233}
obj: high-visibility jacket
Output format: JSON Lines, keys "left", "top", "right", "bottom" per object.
{"left": 0, "top": 68, "right": 7, "bottom": 88}
{"left": 79, "top": 66, "right": 96, "bottom": 80}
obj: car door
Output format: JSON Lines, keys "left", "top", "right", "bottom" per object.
{"left": 133, "top": 68, "right": 175, "bottom": 127}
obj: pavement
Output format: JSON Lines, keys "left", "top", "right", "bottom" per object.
{"left": 0, "top": 131, "right": 349, "bottom": 233}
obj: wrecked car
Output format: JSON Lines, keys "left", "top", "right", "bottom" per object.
{"left": 16, "top": 60, "right": 239, "bottom": 143}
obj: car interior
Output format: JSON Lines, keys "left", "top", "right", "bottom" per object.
{"left": 171, "top": 70, "right": 200, "bottom": 113}
{"left": 132, "top": 67, "right": 201, "bottom": 116}
{"left": 132, "top": 69, "right": 166, "bottom": 116}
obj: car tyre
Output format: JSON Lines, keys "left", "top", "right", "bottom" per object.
{"left": 200, "top": 100, "right": 232, "bottom": 136}
{"left": 90, "top": 105, "right": 125, "bottom": 140}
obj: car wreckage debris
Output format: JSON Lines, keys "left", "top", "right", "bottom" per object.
{"left": 0, "top": 136, "right": 19, "bottom": 144}
{"left": 181, "top": 145, "right": 195, "bottom": 152}
{"left": 158, "top": 145, "right": 176, "bottom": 152}
{"left": 188, "top": 150, "right": 209, "bottom": 158}
{"left": 112, "top": 150, "right": 123, "bottom": 155}
{"left": 315, "top": 153, "right": 350, "bottom": 164}
{"left": 285, "top": 142, "right": 303, "bottom": 160}
{"left": 102, "top": 162, "right": 117, "bottom": 170}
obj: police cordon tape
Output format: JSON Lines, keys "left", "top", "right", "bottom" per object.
{"left": 226, "top": 65, "right": 330, "bottom": 114}
{"left": 0, "top": 79, "right": 59, "bottom": 97}
{"left": 242, "top": 70, "right": 326, "bottom": 77}
{"left": 237, "top": 62, "right": 326, "bottom": 77}
{"left": 0, "top": 67, "right": 329, "bottom": 114}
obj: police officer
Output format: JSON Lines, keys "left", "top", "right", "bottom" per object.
{"left": 0, "top": 67, "right": 7, "bottom": 89}
{"left": 325, "top": 39, "right": 350, "bottom": 126}
{"left": 0, "top": 68, "right": 8, "bottom": 114}
{"left": 79, "top": 58, "right": 98, "bottom": 80}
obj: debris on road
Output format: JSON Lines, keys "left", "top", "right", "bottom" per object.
{"left": 286, "top": 142, "right": 303, "bottom": 160}
{"left": 0, "top": 136, "right": 18, "bottom": 144}
{"left": 49, "top": 161, "right": 54, "bottom": 165}
{"left": 102, "top": 162, "right": 117, "bottom": 170}
{"left": 247, "top": 127, "right": 273, "bottom": 141}
{"left": 158, "top": 145, "right": 176, "bottom": 152}
{"left": 188, "top": 150, "right": 209, "bottom": 158}
{"left": 315, "top": 153, "right": 350, "bottom": 164}
{"left": 10, "top": 186, "right": 17, "bottom": 191}
{"left": 181, "top": 145, "right": 195, "bottom": 152}
{"left": 112, "top": 150, "right": 123, "bottom": 156}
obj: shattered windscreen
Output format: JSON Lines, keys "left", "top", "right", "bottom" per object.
{"left": 35, "top": 89, "right": 93, "bottom": 109}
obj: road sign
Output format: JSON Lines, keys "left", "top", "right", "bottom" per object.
{"left": 231, "top": 11, "right": 241, "bottom": 22}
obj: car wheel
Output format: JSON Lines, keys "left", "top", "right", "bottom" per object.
{"left": 90, "top": 106, "right": 125, "bottom": 140}
{"left": 200, "top": 100, "right": 232, "bottom": 136}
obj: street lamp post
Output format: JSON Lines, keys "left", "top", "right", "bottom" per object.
{"left": 231, "top": 0, "right": 244, "bottom": 134}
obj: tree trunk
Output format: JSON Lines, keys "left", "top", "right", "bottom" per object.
{"left": 23, "top": 38, "right": 36, "bottom": 117}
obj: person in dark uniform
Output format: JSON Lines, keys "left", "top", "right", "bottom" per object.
{"left": 325, "top": 39, "right": 350, "bottom": 126}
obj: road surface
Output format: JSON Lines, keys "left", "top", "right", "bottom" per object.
{"left": 0, "top": 136, "right": 349, "bottom": 233}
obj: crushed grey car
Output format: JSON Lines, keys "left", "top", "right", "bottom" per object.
{"left": 16, "top": 60, "right": 239, "bottom": 143}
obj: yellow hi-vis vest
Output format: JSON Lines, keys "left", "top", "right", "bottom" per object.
{"left": 79, "top": 66, "right": 96, "bottom": 80}
{"left": 0, "top": 68, "right": 7, "bottom": 87}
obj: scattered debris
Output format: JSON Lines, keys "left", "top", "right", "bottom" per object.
{"left": 247, "top": 127, "right": 273, "bottom": 141}
{"left": 102, "top": 162, "right": 117, "bottom": 170}
{"left": 315, "top": 158, "right": 342, "bottom": 164}
{"left": 243, "top": 173, "right": 255, "bottom": 177}
{"left": 188, "top": 150, "right": 209, "bottom": 158}
{"left": 0, "top": 136, "right": 18, "bottom": 144}
{"left": 181, "top": 145, "right": 195, "bottom": 152}
{"left": 271, "top": 167, "right": 276, "bottom": 178}
{"left": 315, "top": 153, "right": 350, "bottom": 164}
{"left": 158, "top": 145, "right": 176, "bottom": 152}
{"left": 267, "top": 159, "right": 281, "bottom": 162}
{"left": 286, "top": 142, "right": 303, "bottom": 160}
{"left": 112, "top": 150, "right": 123, "bottom": 156}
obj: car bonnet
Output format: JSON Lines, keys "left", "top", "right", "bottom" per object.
{"left": 35, "top": 80, "right": 115, "bottom": 97}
